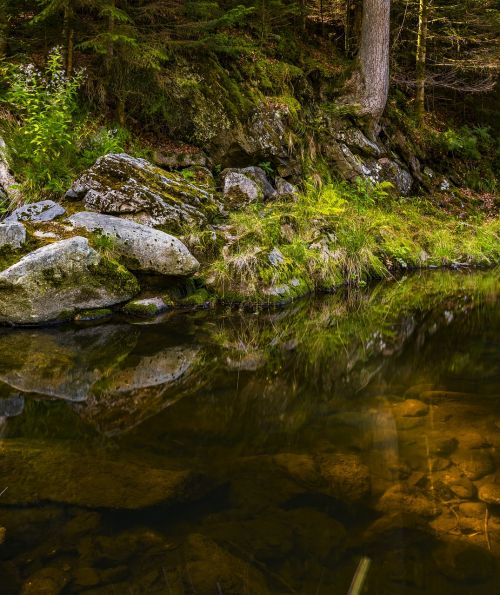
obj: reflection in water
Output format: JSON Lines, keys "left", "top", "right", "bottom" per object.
{"left": 0, "top": 269, "right": 499, "bottom": 594}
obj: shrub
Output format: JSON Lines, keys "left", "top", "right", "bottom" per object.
{"left": 2, "top": 47, "right": 83, "bottom": 195}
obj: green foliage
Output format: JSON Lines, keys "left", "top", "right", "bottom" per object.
{"left": 1, "top": 47, "right": 83, "bottom": 194}
{"left": 441, "top": 126, "right": 496, "bottom": 161}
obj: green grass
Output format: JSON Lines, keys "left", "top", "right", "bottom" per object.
{"left": 205, "top": 179, "right": 500, "bottom": 304}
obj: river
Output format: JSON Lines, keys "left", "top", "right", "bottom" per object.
{"left": 0, "top": 269, "right": 499, "bottom": 594}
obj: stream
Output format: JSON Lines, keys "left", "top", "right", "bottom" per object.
{"left": 0, "top": 269, "right": 499, "bottom": 594}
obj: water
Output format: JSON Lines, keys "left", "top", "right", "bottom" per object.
{"left": 0, "top": 269, "right": 499, "bottom": 594}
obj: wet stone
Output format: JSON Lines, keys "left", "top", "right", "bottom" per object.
{"left": 395, "top": 398, "right": 429, "bottom": 417}
{"left": 478, "top": 483, "right": 500, "bottom": 505}
{"left": 451, "top": 449, "right": 495, "bottom": 481}
{"left": 459, "top": 502, "right": 487, "bottom": 519}
{"left": 433, "top": 541, "right": 494, "bottom": 583}
{"left": 449, "top": 477, "right": 477, "bottom": 499}
{"left": 459, "top": 431, "right": 491, "bottom": 450}
{"left": 430, "top": 437, "right": 458, "bottom": 457}
{"left": 0, "top": 394, "right": 24, "bottom": 417}
{"left": 20, "top": 567, "right": 70, "bottom": 595}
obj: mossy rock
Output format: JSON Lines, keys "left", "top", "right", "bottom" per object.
{"left": 122, "top": 297, "right": 172, "bottom": 318}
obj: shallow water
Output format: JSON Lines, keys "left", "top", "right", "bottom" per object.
{"left": 0, "top": 269, "right": 499, "bottom": 594}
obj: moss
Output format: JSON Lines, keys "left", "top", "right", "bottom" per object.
{"left": 178, "top": 287, "right": 215, "bottom": 308}
{"left": 89, "top": 257, "right": 140, "bottom": 298}
{"left": 122, "top": 301, "right": 160, "bottom": 318}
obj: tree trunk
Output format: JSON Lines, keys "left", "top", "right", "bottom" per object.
{"left": 415, "top": 0, "right": 429, "bottom": 120}
{"left": 345, "top": 0, "right": 391, "bottom": 133}
{"left": 62, "top": 1, "right": 74, "bottom": 78}
{"left": 0, "top": 0, "right": 8, "bottom": 59}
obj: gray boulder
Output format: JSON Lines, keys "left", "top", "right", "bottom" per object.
{"left": 275, "top": 177, "right": 299, "bottom": 199}
{"left": 0, "top": 236, "right": 139, "bottom": 325}
{"left": 220, "top": 170, "right": 264, "bottom": 208}
{"left": 0, "top": 222, "right": 26, "bottom": 249}
{"left": 67, "top": 153, "right": 222, "bottom": 229}
{"left": 5, "top": 200, "right": 65, "bottom": 223}
{"left": 68, "top": 212, "right": 199, "bottom": 276}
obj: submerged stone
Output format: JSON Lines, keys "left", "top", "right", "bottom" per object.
{"left": 478, "top": 483, "right": 500, "bottom": 505}
{"left": 0, "top": 236, "right": 139, "bottom": 325}
{"left": 68, "top": 153, "right": 221, "bottom": 229}
{"left": 5, "top": 200, "right": 65, "bottom": 223}
{"left": 0, "top": 440, "right": 208, "bottom": 509}
{"left": 122, "top": 296, "right": 171, "bottom": 317}
{"left": 69, "top": 212, "right": 199, "bottom": 276}
{"left": 0, "top": 222, "right": 26, "bottom": 250}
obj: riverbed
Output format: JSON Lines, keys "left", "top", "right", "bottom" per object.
{"left": 0, "top": 269, "right": 499, "bottom": 594}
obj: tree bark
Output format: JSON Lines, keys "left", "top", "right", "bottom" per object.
{"left": 415, "top": 0, "right": 429, "bottom": 120}
{"left": 345, "top": 0, "right": 391, "bottom": 133}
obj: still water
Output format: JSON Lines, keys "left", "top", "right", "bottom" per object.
{"left": 0, "top": 269, "right": 499, "bottom": 594}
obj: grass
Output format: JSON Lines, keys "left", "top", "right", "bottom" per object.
{"left": 204, "top": 179, "right": 500, "bottom": 304}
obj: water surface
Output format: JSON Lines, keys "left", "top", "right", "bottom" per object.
{"left": 0, "top": 269, "right": 499, "bottom": 594}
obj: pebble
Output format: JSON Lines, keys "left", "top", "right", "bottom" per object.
{"left": 459, "top": 431, "right": 491, "bottom": 450}
{"left": 449, "top": 478, "right": 476, "bottom": 499}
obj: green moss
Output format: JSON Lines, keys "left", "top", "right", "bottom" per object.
{"left": 178, "top": 287, "right": 214, "bottom": 308}
{"left": 122, "top": 301, "right": 159, "bottom": 317}
{"left": 89, "top": 257, "right": 140, "bottom": 297}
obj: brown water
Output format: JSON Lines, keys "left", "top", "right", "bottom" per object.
{"left": 0, "top": 269, "right": 499, "bottom": 594}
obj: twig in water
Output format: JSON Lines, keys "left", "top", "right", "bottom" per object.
{"left": 348, "top": 557, "right": 371, "bottom": 595}
{"left": 484, "top": 507, "right": 491, "bottom": 551}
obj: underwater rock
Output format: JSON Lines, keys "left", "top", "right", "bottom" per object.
{"left": 394, "top": 399, "right": 429, "bottom": 417}
{"left": 122, "top": 296, "right": 171, "bottom": 317}
{"left": 20, "top": 566, "right": 70, "bottom": 595}
{"left": 0, "top": 237, "right": 139, "bottom": 325}
{"left": 67, "top": 153, "right": 221, "bottom": 229}
{"left": 377, "top": 483, "right": 441, "bottom": 518}
{"left": 0, "top": 440, "right": 208, "bottom": 509}
{"left": 182, "top": 533, "right": 271, "bottom": 595}
{"left": 478, "top": 483, "right": 500, "bottom": 505}
{"left": 451, "top": 449, "right": 495, "bottom": 481}
{"left": 5, "top": 200, "right": 65, "bottom": 223}
{"left": 69, "top": 212, "right": 199, "bottom": 276}
{"left": 0, "top": 324, "right": 139, "bottom": 400}
{"left": 0, "top": 222, "right": 26, "bottom": 250}
{"left": 433, "top": 540, "right": 494, "bottom": 583}
{"left": 317, "top": 452, "right": 371, "bottom": 502}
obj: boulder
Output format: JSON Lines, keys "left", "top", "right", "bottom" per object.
{"left": 122, "top": 296, "right": 171, "bottom": 317}
{"left": 0, "top": 222, "right": 26, "bottom": 249}
{"left": 67, "top": 153, "right": 221, "bottom": 229}
{"left": 152, "top": 148, "right": 209, "bottom": 169}
{"left": 478, "top": 483, "right": 500, "bottom": 505}
{"left": 68, "top": 212, "right": 199, "bottom": 276}
{"left": 275, "top": 177, "right": 299, "bottom": 199}
{"left": 0, "top": 237, "right": 139, "bottom": 325}
{"left": 5, "top": 200, "right": 65, "bottom": 223}
{"left": 0, "top": 440, "right": 208, "bottom": 509}
{"left": 335, "top": 127, "right": 382, "bottom": 158}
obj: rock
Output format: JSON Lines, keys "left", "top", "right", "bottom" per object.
{"left": 377, "top": 484, "right": 441, "bottom": 518}
{"left": 335, "top": 126, "right": 382, "bottom": 158}
{"left": 375, "top": 158, "right": 413, "bottom": 195}
{"left": 451, "top": 449, "right": 495, "bottom": 481}
{"left": 449, "top": 478, "right": 476, "bottom": 499}
{"left": 478, "top": 483, "right": 500, "bottom": 505}
{"left": 182, "top": 533, "right": 271, "bottom": 595}
{"left": 0, "top": 222, "right": 26, "bottom": 249}
{"left": 0, "top": 237, "right": 139, "bottom": 325}
{"left": 180, "top": 166, "right": 215, "bottom": 190}
{"left": 220, "top": 170, "right": 264, "bottom": 207}
{"left": 68, "top": 153, "right": 221, "bottom": 229}
{"left": 318, "top": 452, "right": 371, "bottom": 502}
{"left": 0, "top": 324, "right": 139, "bottom": 400}
{"left": 152, "top": 148, "right": 209, "bottom": 169}
{"left": 122, "top": 297, "right": 171, "bottom": 317}
{"left": 459, "top": 431, "right": 491, "bottom": 450}
{"left": 275, "top": 176, "right": 298, "bottom": 199}
{"left": 430, "top": 436, "right": 458, "bottom": 456}
{"left": 268, "top": 247, "right": 285, "bottom": 266}
{"left": 68, "top": 212, "right": 199, "bottom": 276}
{"left": 433, "top": 540, "right": 494, "bottom": 583}
{"left": 0, "top": 394, "right": 24, "bottom": 417}
{"left": 5, "top": 200, "right": 65, "bottom": 223}
{"left": 274, "top": 453, "right": 318, "bottom": 485}
{"left": 0, "top": 440, "right": 208, "bottom": 509}
{"left": 459, "top": 502, "right": 487, "bottom": 519}
{"left": 394, "top": 398, "right": 429, "bottom": 417}
{"left": 21, "top": 567, "right": 69, "bottom": 595}
{"left": 72, "top": 567, "right": 100, "bottom": 588}
{"left": 240, "top": 166, "right": 277, "bottom": 198}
